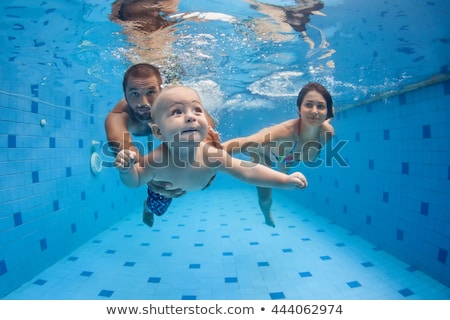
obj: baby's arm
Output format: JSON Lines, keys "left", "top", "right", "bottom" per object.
{"left": 115, "top": 149, "right": 152, "bottom": 188}
{"left": 217, "top": 151, "right": 307, "bottom": 190}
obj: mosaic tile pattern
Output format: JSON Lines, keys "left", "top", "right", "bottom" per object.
{"left": 4, "top": 186, "right": 450, "bottom": 300}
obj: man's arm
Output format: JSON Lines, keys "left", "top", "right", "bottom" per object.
{"left": 104, "top": 100, "right": 144, "bottom": 165}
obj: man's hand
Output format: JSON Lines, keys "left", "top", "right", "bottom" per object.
{"left": 148, "top": 180, "right": 186, "bottom": 198}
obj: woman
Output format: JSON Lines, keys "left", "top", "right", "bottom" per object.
{"left": 223, "top": 82, "right": 334, "bottom": 227}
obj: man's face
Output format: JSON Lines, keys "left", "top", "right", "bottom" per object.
{"left": 125, "top": 75, "right": 161, "bottom": 122}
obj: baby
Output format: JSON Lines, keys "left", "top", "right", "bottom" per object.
{"left": 115, "top": 85, "right": 308, "bottom": 221}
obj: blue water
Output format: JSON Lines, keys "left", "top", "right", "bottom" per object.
{"left": 0, "top": 0, "right": 449, "bottom": 300}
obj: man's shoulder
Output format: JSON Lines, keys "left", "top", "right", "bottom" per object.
{"left": 110, "top": 99, "right": 129, "bottom": 113}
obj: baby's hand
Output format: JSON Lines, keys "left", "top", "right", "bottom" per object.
{"left": 286, "top": 172, "right": 308, "bottom": 189}
{"left": 115, "top": 149, "right": 137, "bottom": 173}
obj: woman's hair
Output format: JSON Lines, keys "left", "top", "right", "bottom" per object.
{"left": 296, "top": 82, "right": 334, "bottom": 119}
{"left": 122, "top": 63, "right": 163, "bottom": 93}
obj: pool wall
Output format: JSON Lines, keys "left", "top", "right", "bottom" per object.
{"left": 287, "top": 78, "right": 450, "bottom": 286}
{"left": 1, "top": 78, "right": 449, "bottom": 298}
{"left": 0, "top": 83, "right": 144, "bottom": 298}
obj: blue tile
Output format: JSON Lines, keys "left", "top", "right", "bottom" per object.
{"left": 124, "top": 262, "right": 135, "bottom": 267}
{"left": 189, "top": 264, "right": 200, "bottom": 269}
{"left": 396, "top": 229, "right": 404, "bottom": 241}
{"left": 66, "top": 167, "right": 72, "bottom": 177}
{"left": 422, "top": 125, "right": 431, "bottom": 138}
{"left": 181, "top": 295, "right": 196, "bottom": 300}
{"left": 32, "top": 171, "right": 39, "bottom": 183}
{"left": 30, "top": 84, "right": 39, "bottom": 96}
{"left": 347, "top": 281, "right": 361, "bottom": 288}
{"left": 368, "top": 159, "right": 374, "bottom": 170}
{"left": 282, "top": 248, "right": 293, "bottom": 253}
{"left": 49, "top": 137, "right": 56, "bottom": 148}
{"left": 444, "top": 81, "right": 450, "bottom": 95}
{"left": 71, "top": 223, "right": 76, "bottom": 233}
{"left": 361, "top": 262, "right": 374, "bottom": 268}
{"left": 53, "top": 200, "right": 59, "bottom": 211}
{"left": 67, "top": 256, "right": 78, "bottom": 261}
{"left": 78, "top": 139, "right": 84, "bottom": 148}
{"left": 355, "top": 184, "right": 360, "bottom": 193}
{"left": 382, "top": 192, "right": 389, "bottom": 203}
{"left": 98, "top": 290, "right": 114, "bottom": 298}
{"left": 420, "top": 202, "right": 429, "bottom": 216}
{"left": 0, "top": 260, "right": 7, "bottom": 276}
{"left": 401, "top": 162, "right": 409, "bottom": 174}
{"left": 320, "top": 256, "right": 331, "bottom": 260}
{"left": 8, "top": 135, "right": 16, "bottom": 148}
{"left": 249, "top": 242, "right": 259, "bottom": 246}
{"left": 335, "top": 242, "right": 346, "bottom": 247}
{"left": 257, "top": 261, "right": 269, "bottom": 267}
{"left": 31, "top": 101, "right": 38, "bottom": 113}
{"left": 40, "top": 238, "right": 47, "bottom": 251}
{"left": 105, "top": 250, "right": 116, "bottom": 254}
{"left": 398, "top": 288, "right": 414, "bottom": 297}
{"left": 147, "top": 277, "right": 161, "bottom": 283}
{"left": 13, "top": 212, "right": 23, "bottom": 226}
{"left": 299, "top": 271, "right": 312, "bottom": 278}
{"left": 223, "top": 252, "right": 233, "bottom": 256}
{"left": 399, "top": 93, "right": 406, "bottom": 105}
{"left": 194, "top": 243, "right": 203, "bottom": 247}
{"left": 301, "top": 238, "right": 311, "bottom": 241}
{"left": 269, "top": 292, "right": 285, "bottom": 299}
{"left": 437, "top": 248, "right": 448, "bottom": 264}
{"left": 80, "top": 271, "right": 93, "bottom": 277}
{"left": 383, "top": 129, "right": 390, "bottom": 140}
{"left": 225, "top": 277, "right": 238, "bottom": 283}
{"left": 365, "top": 215, "right": 371, "bottom": 225}
{"left": 34, "top": 279, "right": 47, "bottom": 286}
{"left": 161, "top": 252, "right": 172, "bottom": 257}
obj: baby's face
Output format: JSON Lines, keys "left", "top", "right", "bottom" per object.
{"left": 151, "top": 87, "right": 209, "bottom": 144}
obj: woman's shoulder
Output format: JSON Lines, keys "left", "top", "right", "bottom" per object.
{"left": 265, "top": 118, "right": 299, "bottom": 140}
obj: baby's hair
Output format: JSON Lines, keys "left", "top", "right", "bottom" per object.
{"left": 150, "top": 85, "right": 202, "bottom": 122}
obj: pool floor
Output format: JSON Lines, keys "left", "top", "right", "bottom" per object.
{"left": 4, "top": 182, "right": 450, "bottom": 300}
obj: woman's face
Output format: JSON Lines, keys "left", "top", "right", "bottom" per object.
{"left": 298, "top": 90, "right": 328, "bottom": 126}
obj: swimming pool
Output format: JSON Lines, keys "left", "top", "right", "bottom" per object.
{"left": 0, "top": 0, "right": 449, "bottom": 300}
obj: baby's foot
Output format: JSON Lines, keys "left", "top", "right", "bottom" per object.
{"left": 142, "top": 200, "right": 154, "bottom": 228}
{"left": 264, "top": 212, "right": 275, "bottom": 228}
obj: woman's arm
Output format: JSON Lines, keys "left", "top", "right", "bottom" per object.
{"left": 223, "top": 119, "right": 296, "bottom": 156}
{"left": 216, "top": 151, "right": 307, "bottom": 190}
